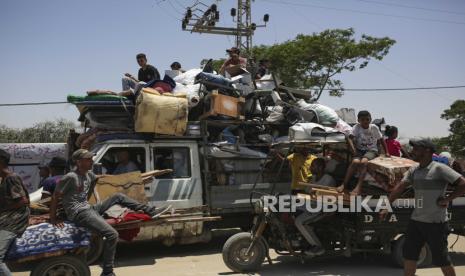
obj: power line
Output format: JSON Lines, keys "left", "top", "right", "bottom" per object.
{"left": 167, "top": 0, "right": 186, "bottom": 15}
{"left": 328, "top": 85, "right": 465, "bottom": 91}
{"left": 281, "top": 0, "right": 322, "bottom": 30}
{"left": 173, "top": 0, "right": 188, "bottom": 9}
{"left": 373, "top": 62, "right": 454, "bottom": 103}
{"left": 155, "top": 0, "right": 182, "bottom": 20}
{"left": 352, "top": 0, "right": 465, "bottom": 16}
{"left": 0, "top": 85, "right": 464, "bottom": 107}
{"left": 263, "top": 0, "right": 465, "bottom": 26}
{"left": 0, "top": 101, "right": 68, "bottom": 107}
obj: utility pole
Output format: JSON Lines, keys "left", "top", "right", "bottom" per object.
{"left": 235, "top": 0, "right": 252, "bottom": 53}
{"left": 181, "top": 0, "right": 269, "bottom": 58}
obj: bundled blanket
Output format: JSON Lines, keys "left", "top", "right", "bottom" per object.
{"left": 6, "top": 222, "right": 90, "bottom": 261}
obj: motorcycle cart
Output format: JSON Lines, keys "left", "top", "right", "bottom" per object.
{"left": 222, "top": 141, "right": 465, "bottom": 272}
{"left": 6, "top": 221, "right": 91, "bottom": 276}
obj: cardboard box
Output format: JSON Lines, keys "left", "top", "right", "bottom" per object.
{"left": 200, "top": 91, "right": 245, "bottom": 120}
{"left": 366, "top": 156, "right": 418, "bottom": 192}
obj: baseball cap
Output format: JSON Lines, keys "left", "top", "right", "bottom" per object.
{"left": 409, "top": 138, "right": 436, "bottom": 153}
{"left": 226, "top": 47, "right": 240, "bottom": 54}
{"left": 72, "top": 149, "right": 94, "bottom": 161}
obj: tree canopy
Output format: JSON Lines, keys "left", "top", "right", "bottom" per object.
{"left": 0, "top": 119, "right": 76, "bottom": 143}
{"left": 439, "top": 100, "right": 465, "bottom": 157}
{"left": 252, "top": 28, "right": 395, "bottom": 98}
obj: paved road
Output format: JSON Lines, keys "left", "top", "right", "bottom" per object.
{"left": 11, "top": 230, "right": 465, "bottom": 276}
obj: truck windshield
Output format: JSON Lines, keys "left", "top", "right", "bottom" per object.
{"left": 90, "top": 143, "right": 104, "bottom": 154}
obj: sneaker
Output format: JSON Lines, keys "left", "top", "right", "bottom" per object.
{"left": 148, "top": 205, "right": 172, "bottom": 218}
{"left": 304, "top": 246, "right": 325, "bottom": 257}
{"left": 100, "top": 272, "right": 115, "bottom": 276}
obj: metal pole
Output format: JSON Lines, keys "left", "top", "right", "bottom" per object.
{"left": 236, "top": 0, "right": 243, "bottom": 49}
{"left": 245, "top": 0, "right": 252, "bottom": 53}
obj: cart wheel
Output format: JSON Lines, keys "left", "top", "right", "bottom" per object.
{"left": 31, "top": 255, "right": 90, "bottom": 276}
{"left": 222, "top": 232, "right": 267, "bottom": 273}
{"left": 86, "top": 234, "right": 103, "bottom": 265}
{"left": 391, "top": 235, "right": 432, "bottom": 268}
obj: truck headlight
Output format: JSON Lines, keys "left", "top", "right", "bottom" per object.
{"left": 254, "top": 198, "right": 264, "bottom": 214}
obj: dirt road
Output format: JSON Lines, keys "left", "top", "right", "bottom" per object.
{"left": 12, "top": 230, "right": 465, "bottom": 276}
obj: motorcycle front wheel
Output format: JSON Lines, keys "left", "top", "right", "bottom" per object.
{"left": 222, "top": 232, "right": 267, "bottom": 273}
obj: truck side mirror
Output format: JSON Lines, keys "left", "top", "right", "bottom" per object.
{"left": 93, "top": 163, "right": 103, "bottom": 175}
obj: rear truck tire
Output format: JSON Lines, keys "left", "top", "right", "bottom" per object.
{"left": 391, "top": 235, "right": 432, "bottom": 268}
{"left": 86, "top": 234, "right": 103, "bottom": 265}
{"left": 222, "top": 232, "right": 267, "bottom": 273}
{"left": 31, "top": 255, "right": 90, "bottom": 276}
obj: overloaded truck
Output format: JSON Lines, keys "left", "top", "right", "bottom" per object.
{"left": 68, "top": 120, "right": 293, "bottom": 263}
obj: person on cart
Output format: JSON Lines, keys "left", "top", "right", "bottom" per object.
{"left": 50, "top": 149, "right": 171, "bottom": 276}
{"left": 0, "top": 149, "right": 30, "bottom": 276}
{"left": 295, "top": 158, "right": 337, "bottom": 256}
{"left": 41, "top": 156, "right": 67, "bottom": 199}
{"left": 381, "top": 138, "right": 465, "bottom": 276}
{"left": 337, "top": 110, "right": 389, "bottom": 195}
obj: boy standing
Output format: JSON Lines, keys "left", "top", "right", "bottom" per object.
{"left": 337, "top": 110, "right": 389, "bottom": 195}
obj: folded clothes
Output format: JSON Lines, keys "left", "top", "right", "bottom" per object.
{"left": 5, "top": 222, "right": 90, "bottom": 261}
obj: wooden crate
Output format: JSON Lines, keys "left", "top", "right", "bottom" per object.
{"left": 200, "top": 91, "right": 245, "bottom": 120}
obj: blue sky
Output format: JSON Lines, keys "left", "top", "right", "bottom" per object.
{"left": 1, "top": 0, "right": 464, "bottom": 138}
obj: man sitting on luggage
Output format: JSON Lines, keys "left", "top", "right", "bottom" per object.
{"left": 120, "top": 53, "right": 161, "bottom": 98}
{"left": 255, "top": 59, "right": 271, "bottom": 79}
{"left": 295, "top": 158, "right": 337, "bottom": 256}
{"left": 219, "top": 47, "right": 247, "bottom": 77}
{"left": 50, "top": 149, "right": 170, "bottom": 276}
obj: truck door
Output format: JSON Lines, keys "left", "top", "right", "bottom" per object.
{"left": 146, "top": 141, "right": 202, "bottom": 209}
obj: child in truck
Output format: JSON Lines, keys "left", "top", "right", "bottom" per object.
{"left": 385, "top": 125, "right": 410, "bottom": 158}
{"left": 337, "top": 110, "right": 389, "bottom": 195}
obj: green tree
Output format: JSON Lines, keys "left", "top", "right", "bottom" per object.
{"left": 252, "top": 28, "right": 395, "bottom": 98}
{"left": 431, "top": 137, "right": 450, "bottom": 154}
{"left": 211, "top": 59, "right": 225, "bottom": 73}
{"left": 440, "top": 100, "right": 465, "bottom": 157}
{"left": 0, "top": 118, "right": 76, "bottom": 143}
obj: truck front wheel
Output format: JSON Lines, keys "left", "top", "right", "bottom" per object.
{"left": 222, "top": 232, "right": 267, "bottom": 273}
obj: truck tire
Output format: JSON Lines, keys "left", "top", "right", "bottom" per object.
{"left": 31, "top": 255, "right": 90, "bottom": 276}
{"left": 391, "top": 235, "right": 432, "bottom": 268}
{"left": 86, "top": 234, "right": 103, "bottom": 265}
{"left": 222, "top": 232, "right": 267, "bottom": 273}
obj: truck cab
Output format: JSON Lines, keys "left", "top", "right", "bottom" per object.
{"left": 92, "top": 138, "right": 203, "bottom": 211}
{"left": 88, "top": 135, "right": 291, "bottom": 245}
